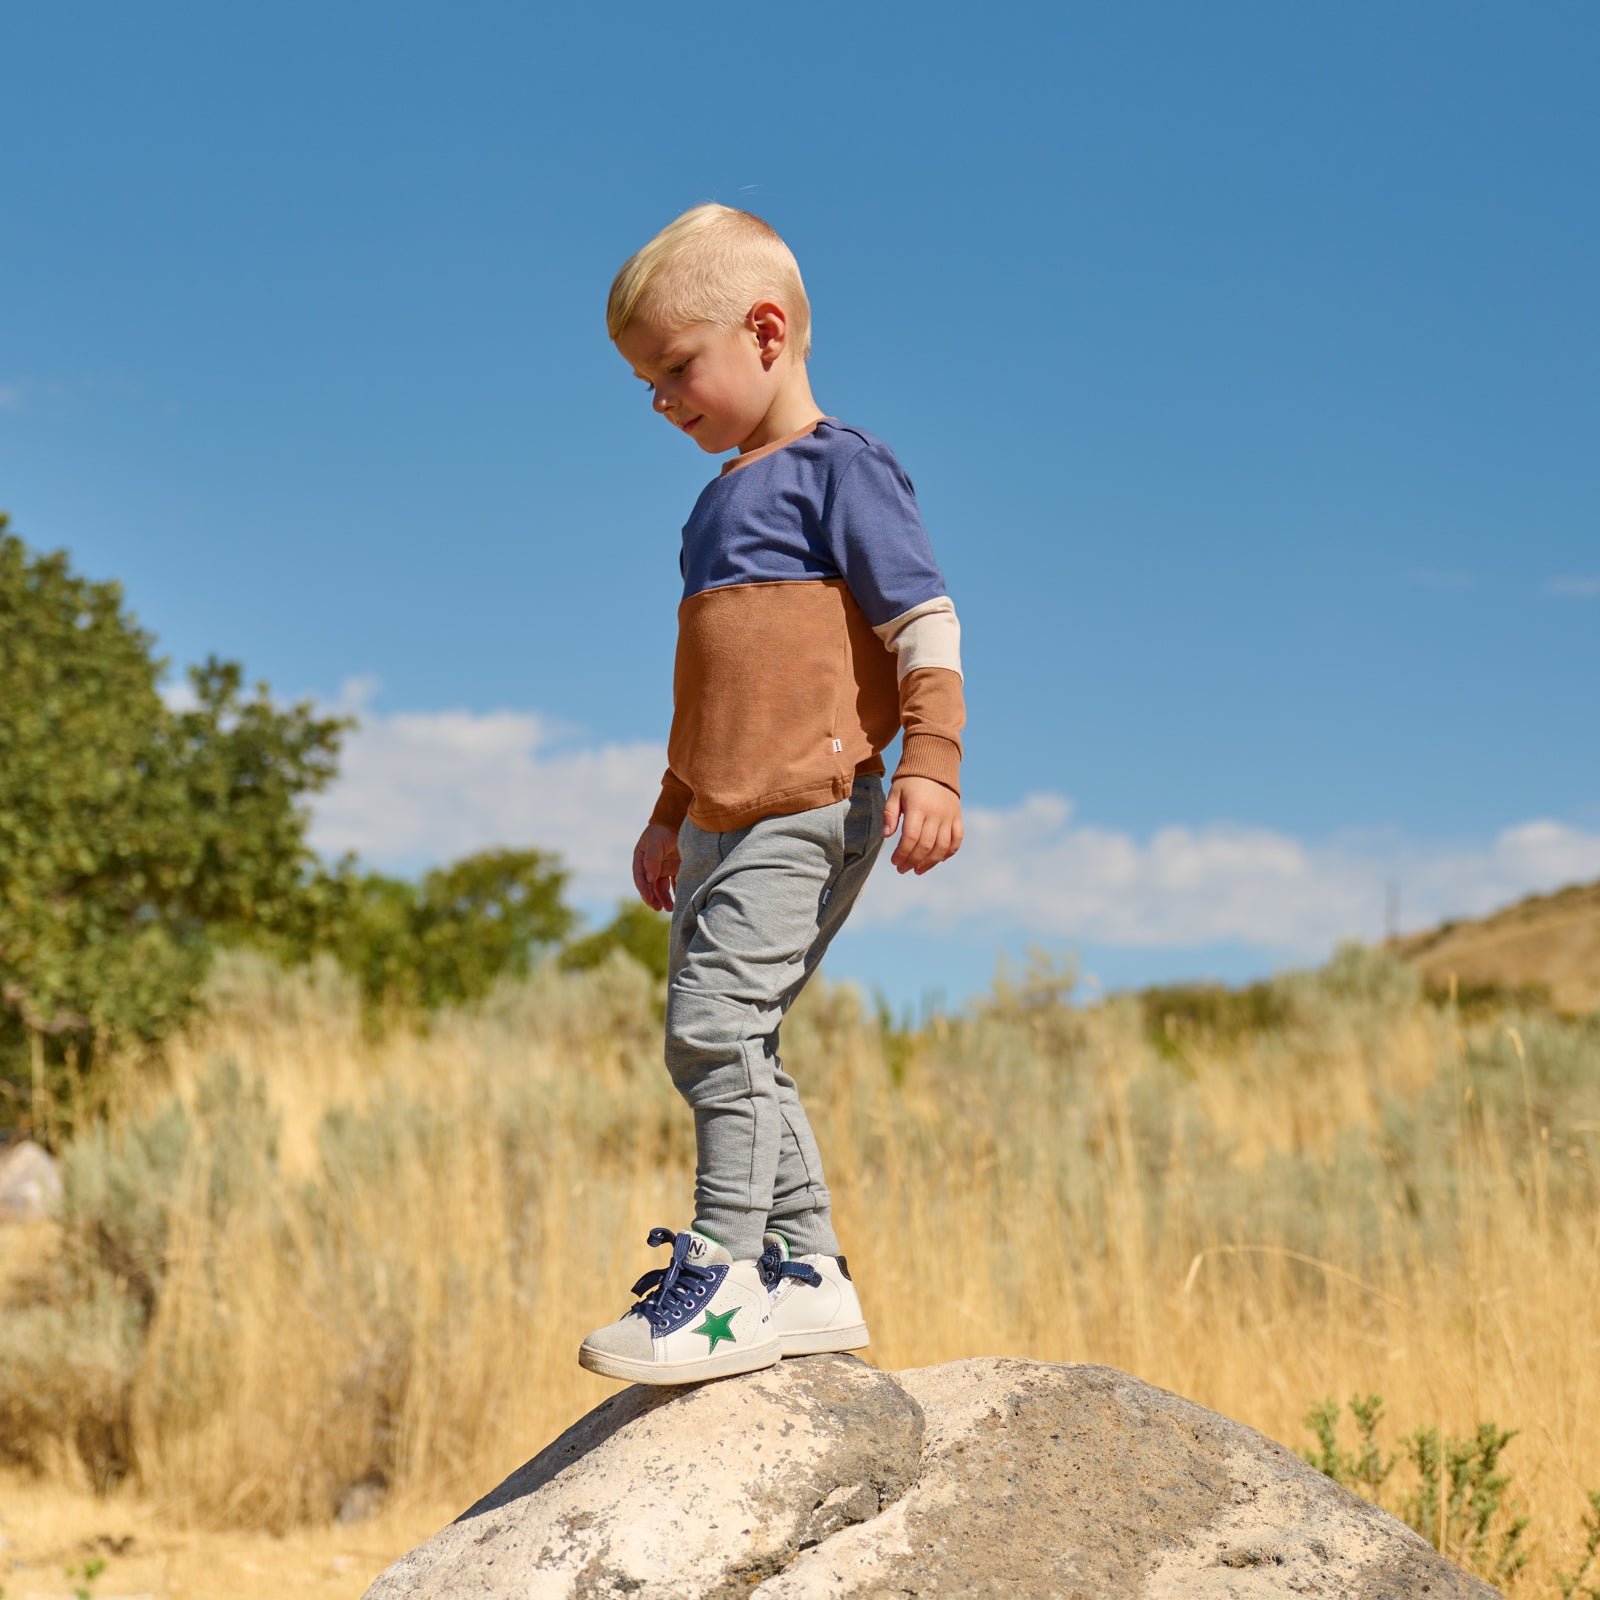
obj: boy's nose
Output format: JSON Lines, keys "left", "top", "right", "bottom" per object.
{"left": 654, "top": 392, "right": 674, "bottom": 416}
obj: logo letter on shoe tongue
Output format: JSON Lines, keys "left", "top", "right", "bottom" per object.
{"left": 693, "top": 1306, "right": 739, "bottom": 1351}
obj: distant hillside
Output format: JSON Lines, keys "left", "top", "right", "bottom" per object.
{"left": 1389, "top": 880, "right": 1600, "bottom": 1015}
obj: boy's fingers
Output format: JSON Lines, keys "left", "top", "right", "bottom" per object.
{"left": 893, "top": 809, "right": 925, "bottom": 870}
{"left": 634, "top": 832, "right": 678, "bottom": 910}
{"left": 890, "top": 812, "right": 912, "bottom": 865}
{"left": 917, "top": 820, "right": 954, "bottom": 873}
{"left": 905, "top": 811, "right": 940, "bottom": 871}
{"left": 647, "top": 843, "right": 678, "bottom": 911}
{"left": 647, "top": 859, "right": 669, "bottom": 911}
{"left": 883, "top": 789, "right": 901, "bottom": 837}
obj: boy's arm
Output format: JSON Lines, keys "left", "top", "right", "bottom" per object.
{"left": 648, "top": 766, "right": 693, "bottom": 833}
{"left": 632, "top": 768, "right": 689, "bottom": 912}
{"left": 823, "top": 440, "right": 966, "bottom": 873}
{"left": 877, "top": 628, "right": 965, "bottom": 874}
{"left": 875, "top": 599, "right": 964, "bottom": 793}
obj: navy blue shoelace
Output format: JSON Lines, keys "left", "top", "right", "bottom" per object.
{"left": 628, "top": 1226, "right": 722, "bottom": 1333}
{"left": 757, "top": 1238, "right": 822, "bottom": 1292}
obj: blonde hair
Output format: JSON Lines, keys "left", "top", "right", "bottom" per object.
{"left": 607, "top": 203, "right": 812, "bottom": 363}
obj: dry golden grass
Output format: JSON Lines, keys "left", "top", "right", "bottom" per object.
{"left": 3, "top": 946, "right": 1598, "bottom": 1596}
{"left": 0, "top": 1464, "right": 446, "bottom": 1599}
{"left": 1392, "top": 878, "right": 1600, "bottom": 1015}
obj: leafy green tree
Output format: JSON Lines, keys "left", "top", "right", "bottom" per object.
{"left": 559, "top": 900, "right": 670, "bottom": 983}
{"left": 1, "top": 517, "right": 592, "bottom": 1132}
{"left": 316, "top": 848, "right": 576, "bottom": 1013}
{"left": 0, "top": 517, "right": 349, "bottom": 1139}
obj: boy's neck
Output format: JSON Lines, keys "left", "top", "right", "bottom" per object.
{"left": 739, "top": 364, "right": 825, "bottom": 454}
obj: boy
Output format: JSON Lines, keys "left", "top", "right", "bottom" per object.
{"left": 579, "top": 204, "right": 965, "bottom": 1384}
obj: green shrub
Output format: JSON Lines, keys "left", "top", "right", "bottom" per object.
{"left": 57, "top": 1099, "right": 191, "bottom": 1319}
{"left": 559, "top": 900, "right": 670, "bottom": 985}
{"left": 312, "top": 848, "right": 576, "bottom": 1014}
{"left": 1304, "top": 1395, "right": 1534, "bottom": 1584}
{"left": 0, "top": 1273, "right": 143, "bottom": 1489}
{"left": 1304, "top": 1392, "right": 1396, "bottom": 1501}
{"left": 56, "top": 1055, "right": 278, "bottom": 1318}
{"left": 1140, "top": 977, "right": 1288, "bottom": 1062}
{"left": 6, "top": 1056, "right": 281, "bottom": 1489}
{"left": 1401, "top": 1420, "right": 1529, "bottom": 1584}
{"left": 1555, "top": 1489, "right": 1600, "bottom": 1600}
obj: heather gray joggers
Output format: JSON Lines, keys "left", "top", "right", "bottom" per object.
{"left": 666, "top": 774, "right": 885, "bottom": 1261}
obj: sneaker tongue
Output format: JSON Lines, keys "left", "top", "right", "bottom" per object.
{"left": 684, "top": 1229, "right": 732, "bottom": 1267}
{"left": 762, "top": 1230, "right": 792, "bottom": 1262}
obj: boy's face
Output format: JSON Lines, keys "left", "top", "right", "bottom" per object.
{"left": 615, "top": 313, "right": 775, "bottom": 455}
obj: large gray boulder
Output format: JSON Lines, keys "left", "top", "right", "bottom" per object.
{"left": 365, "top": 1355, "right": 1499, "bottom": 1599}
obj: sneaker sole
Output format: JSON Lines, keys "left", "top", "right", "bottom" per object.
{"left": 778, "top": 1323, "right": 870, "bottom": 1357}
{"left": 578, "top": 1337, "right": 783, "bottom": 1386}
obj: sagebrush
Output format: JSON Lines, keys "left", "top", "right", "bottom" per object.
{"left": 1, "top": 941, "right": 1597, "bottom": 1593}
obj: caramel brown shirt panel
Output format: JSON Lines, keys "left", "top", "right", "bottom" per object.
{"left": 648, "top": 579, "right": 964, "bottom": 833}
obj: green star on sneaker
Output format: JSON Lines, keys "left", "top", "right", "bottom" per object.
{"left": 692, "top": 1305, "right": 739, "bottom": 1351}
{"left": 577, "top": 1227, "right": 783, "bottom": 1385}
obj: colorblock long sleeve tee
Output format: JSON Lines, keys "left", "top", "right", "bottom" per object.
{"left": 649, "top": 416, "right": 965, "bottom": 834}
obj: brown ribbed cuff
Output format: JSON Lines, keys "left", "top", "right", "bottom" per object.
{"left": 892, "top": 733, "right": 962, "bottom": 796}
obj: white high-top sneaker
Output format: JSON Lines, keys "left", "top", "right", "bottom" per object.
{"left": 579, "top": 1226, "right": 781, "bottom": 1385}
{"left": 758, "top": 1232, "right": 870, "bottom": 1356}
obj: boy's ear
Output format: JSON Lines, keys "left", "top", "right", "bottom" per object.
{"left": 747, "top": 300, "right": 789, "bottom": 368}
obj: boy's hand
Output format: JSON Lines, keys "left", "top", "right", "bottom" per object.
{"left": 633, "top": 822, "right": 681, "bottom": 912}
{"left": 883, "top": 776, "right": 963, "bottom": 875}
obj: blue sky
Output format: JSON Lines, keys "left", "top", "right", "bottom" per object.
{"left": 3, "top": 3, "right": 1597, "bottom": 1011}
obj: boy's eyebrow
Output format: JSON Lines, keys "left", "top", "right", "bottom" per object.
{"left": 636, "top": 341, "right": 687, "bottom": 374}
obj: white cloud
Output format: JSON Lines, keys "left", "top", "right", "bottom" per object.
{"left": 1401, "top": 820, "right": 1600, "bottom": 919}
{"left": 309, "top": 678, "right": 663, "bottom": 906}
{"left": 856, "top": 798, "right": 1600, "bottom": 953}
{"left": 1547, "top": 575, "right": 1600, "bottom": 599}
{"left": 856, "top": 796, "right": 1362, "bottom": 948}
{"left": 307, "top": 684, "right": 1600, "bottom": 952}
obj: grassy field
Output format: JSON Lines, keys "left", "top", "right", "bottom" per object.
{"left": 2, "top": 944, "right": 1598, "bottom": 1596}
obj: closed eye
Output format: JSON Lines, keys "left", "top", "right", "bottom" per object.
{"left": 636, "top": 358, "right": 688, "bottom": 395}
